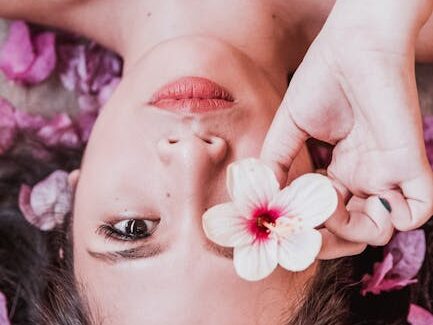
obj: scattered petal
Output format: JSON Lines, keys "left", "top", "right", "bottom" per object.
{"left": 0, "top": 21, "right": 34, "bottom": 80}
{"left": 0, "top": 21, "right": 56, "bottom": 85}
{"left": 19, "top": 170, "right": 72, "bottom": 231}
{"left": 361, "top": 230, "right": 426, "bottom": 295}
{"left": 384, "top": 230, "right": 426, "bottom": 280}
{"left": 408, "top": 304, "right": 433, "bottom": 325}
{"left": 58, "top": 41, "right": 122, "bottom": 112}
{"left": 14, "top": 109, "right": 46, "bottom": 132}
{"left": 0, "top": 292, "right": 10, "bottom": 325}
{"left": 36, "top": 114, "right": 81, "bottom": 149}
{"left": 20, "top": 32, "right": 56, "bottom": 85}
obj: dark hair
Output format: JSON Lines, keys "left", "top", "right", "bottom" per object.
{"left": 0, "top": 135, "right": 91, "bottom": 324}
{"left": 0, "top": 135, "right": 432, "bottom": 325}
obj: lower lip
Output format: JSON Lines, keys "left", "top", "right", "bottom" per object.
{"left": 149, "top": 77, "right": 235, "bottom": 113}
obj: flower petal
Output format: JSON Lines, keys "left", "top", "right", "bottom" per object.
{"left": 22, "top": 31, "right": 56, "bottom": 84}
{"left": 408, "top": 304, "right": 433, "bottom": 325}
{"left": 29, "top": 170, "right": 72, "bottom": 230}
{"left": 0, "top": 21, "right": 34, "bottom": 80}
{"left": 227, "top": 158, "right": 280, "bottom": 216}
{"left": 277, "top": 229, "right": 322, "bottom": 272}
{"left": 233, "top": 239, "right": 278, "bottom": 281}
{"left": 271, "top": 173, "right": 337, "bottom": 228}
{"left": 384, "top": 230, "right": 426, "bottom": 280}
{"left": 0, "top": 292, "right": 10, "bottom": 325}
{"left": 202, "top": 202, "right": 253, "bottom": 247}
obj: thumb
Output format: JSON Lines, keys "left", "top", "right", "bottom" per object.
{"left": 260, "top": 96, "right": 308, "bottom": 186}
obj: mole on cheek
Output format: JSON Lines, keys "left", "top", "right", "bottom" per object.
{"left": 166, "top": 192, "right": 171, "bottom": 198}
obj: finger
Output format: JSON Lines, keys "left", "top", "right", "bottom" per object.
{"left": 395, "top": 171, "right": 433, "bottom": 230}
{"left": 318, "top": 228, "right": 367, "bottom": 260}
{"left": 260, "top": 96, "right": 308, "bottom": 186}
{"left": 325, "top": 193, "right": 395, "bottom": 246}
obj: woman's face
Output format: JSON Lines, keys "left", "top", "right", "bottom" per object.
{"left": 72, "top": 36, "right": 314, "bottom": 324}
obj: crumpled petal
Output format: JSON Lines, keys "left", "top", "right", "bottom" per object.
{"left": 21, "top": 32, "right": 56, "bottom": 85}
{"left": 361, "top": 253, "right": 415, "bottom": 295}
{"left": 14, "top": 109, "right": 46, "bottom": 131}
{"left": 361, "top": 230, "right": 426, "bottom": 295}
{"left": 18, "top": 170, "right": 72, "bottom": 231}
{"left": 234, "top": 239, "right": 278, "bottom": 281}
{"left": 36, "top": 114, "right": 81, "bottom": 149}
{"left": 271, "top": 173, "right": 337, "bottom": 228}
{"left": 408, "top": 304, "right": 433, "bottom": 325}
{"left": 384, "top": 230, "right": 426, "bottom": 280}
{"left": 0, "top": 292, "right": 10, "bottom": 325}
{"left": 0, "top": 21, "right": 56, "bottom": 85}
{"left": 76, "top": 110, "right": 98, "bottom": 143}
{"left": 277, "top": 228, "right": 322, "bottom": 272}
{"left": 227, "top": 158, "right": 280, "bottom": 216}
{"left": 58, "top": 41, "right": 122, "bottom": 112}
{"left": 202, "top": 202, "right": 253, "bottom": 248}
{"left": 0, "top": 21, "right": 34, "bottom": 79}
{"left": 0, "top": 98, "right": 17, "bottom": 155}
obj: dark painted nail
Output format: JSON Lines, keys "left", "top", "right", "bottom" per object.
{"left": 379, "top": 197, "right": 392, "bottom": 213}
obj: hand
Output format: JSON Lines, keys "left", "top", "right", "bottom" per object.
{"left": 261, "top": 0, "right": 433, "bottom": 257}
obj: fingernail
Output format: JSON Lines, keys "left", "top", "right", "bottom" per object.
{"left": 379, "top": 197, "right": 392, "bottom": 213}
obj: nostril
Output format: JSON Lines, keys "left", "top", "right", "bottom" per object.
{"left": 168, "top": 139, "right": 179, "bottom": 144}
{"left": 203, "top": 138, "right": 213, "bottom": 145}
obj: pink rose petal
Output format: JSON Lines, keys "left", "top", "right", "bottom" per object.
{"left": 408, "top": 304, "right": 433, "bottom": 325}
{"left": 0, "top": 21, "right": 56, "bottom": 85}
{"left": 384, "top": 230, "right": 426, "bottom": 280}
{"left": 19, "top": 170, "right": 72, "bottom": 231}
{"left": 0, "top": 21, "right": 34, "bottom": 80}
{"left": 0, "top": 98, "right": 17, "bottom": 155}
{"left": 20, "top": 32, "right": 56, "bottom": 85}
{"left": 14, "top": 109, "right": 46, "bottom": 131}
{"left": 76, "top": 110, "right": 97, "bottom": 143}
{"left": 361, "top": 230, "right": 426, "bottom": 295}
{"left": 58, "top": 41, "right": 122, "bottom": 112}
{"left": 0, "top": 292, "right": 10, "bottom": 325}
{"left": 18, "top": 184, "right": 40, "bottom": 228}
{"left": 36, "top": 114, "right": 81, "bottom": 149}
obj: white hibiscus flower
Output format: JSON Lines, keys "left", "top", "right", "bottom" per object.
{"left": 202, "top": 158, "right": 338, "bottom": 281}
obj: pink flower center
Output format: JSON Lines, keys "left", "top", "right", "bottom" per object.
{"left": 248, "top": 207, "right": 281, "bottom": 241}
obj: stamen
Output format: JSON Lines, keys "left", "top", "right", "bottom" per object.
{"left": 263, "top": 221, "right": 296, "bottom": 237}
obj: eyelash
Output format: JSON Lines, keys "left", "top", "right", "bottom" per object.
{"left": 97, "top": 219, "right": 159, "bottom": 242}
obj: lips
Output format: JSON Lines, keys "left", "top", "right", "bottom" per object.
{"left": 149, "top": 77, "right": 235, "bottom": 113}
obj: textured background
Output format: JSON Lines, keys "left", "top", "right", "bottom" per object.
{"left": 0, "top": 19, "right": 431, "bottom": 116}
{"left": 0, "top": 20, "right": 78, "bottom": 116}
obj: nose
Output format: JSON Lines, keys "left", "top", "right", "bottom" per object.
{"left": 157, "top": 134, "right": 228, "bottom": 190}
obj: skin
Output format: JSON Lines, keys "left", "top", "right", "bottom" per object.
{"left": 1, "top": 0, "right": 433, "bottom": 323}
{"left": 72, "top": 36, "right": 316, "bottom": 324}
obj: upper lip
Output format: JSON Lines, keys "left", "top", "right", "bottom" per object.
{"left": 149, "top": 76, "right": 235, "bottom": 113}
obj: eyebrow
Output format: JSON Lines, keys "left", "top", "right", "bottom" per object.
{"left": 87, "top": 240, "right": 233, "bottom": 264}
{"left": 87, "top": 244, "right": 164, "bottom": 264}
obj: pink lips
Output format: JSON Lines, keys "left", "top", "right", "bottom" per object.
{"left": 149, "top": 77, "right": 235, "bottom": 113}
